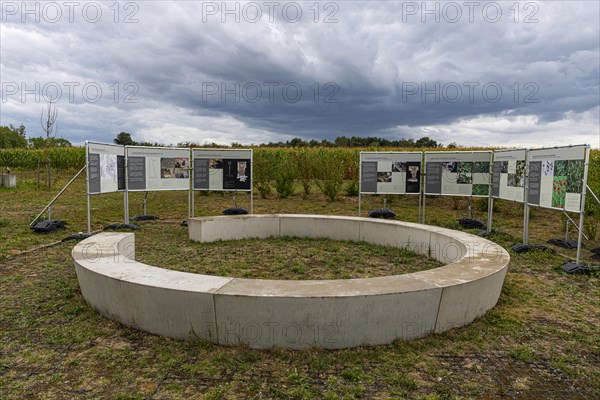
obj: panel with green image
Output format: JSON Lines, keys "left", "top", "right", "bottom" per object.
{"left": 472, "top": 184, "right": 489, "bottom": 196}
{"left": 553, "top": 159, "right": 584, "bottom": 196}
{"left": 515, "top": 161, "right": 526, "bottom": 187}
{"left": 472, "top": 161, "right": 490, "bottom": 173}
{"left": 553, "top": 160, "right": 568, "bottom": 176}
{"left": 457, "top": 162, "right": 473, "bottom": 184}
{"left": 552, "top": 176, "right": 567, "bottom": 208}
{"left": 565, "top": 160, "right": 584, "bottom": 193}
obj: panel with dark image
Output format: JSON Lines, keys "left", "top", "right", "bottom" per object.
{"left": 515, "top": 161, "right": 526, "bottom": 187}
{"left": 160, "top": 158, "right": 189, "bottom": 179}
{"left": 377, "top": 172, "right": 392, "bottom": 182}
{"left": 361, "top": 162, "right": 377, "bottom": 193}
{"left": 528, "top": 161, "right": 542, "bottom": 205}
{"left": 117, "top": 155, "right": 125, "bottom": 190}
{"left": 425, "top": 162, "right": 443, "bottom": 194}
{"left": 392, "top": 162, "right": 406, "bottom": 172}
{"left": 406, "top": 162, "right": 421, "bottom": 193}
{"left": 88, "top": 153, "right": 100, "bottom": 193}
{"left": 235, "top": 159, "right": 251, "bottom": 190}
{"left": 443, "top": 162, "right": 457, "bottom": 173}
{"left": 491, "top": 162, "right": 501, "bottom": 197}
{"left": 209, "top": 159, "right": 223, "bottom": 169}
{"left": 193, "top": 159, "right": 209, "bottom": 189}
{"left": 223, "top": 159, "right": 236, "bottom": 189}
{"left": 507, "top": 174, "right": 517, "bottom": 187}
{"left": 128, "top": 156, "right": 146, "bottom": 190}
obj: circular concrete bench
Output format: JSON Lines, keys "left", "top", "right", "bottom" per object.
{"left": 72, "top": 214, "right": 509, "bottom": 349}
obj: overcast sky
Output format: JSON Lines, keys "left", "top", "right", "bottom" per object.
{"left": 1, "top": 1, "right": 599, "bottom": 147}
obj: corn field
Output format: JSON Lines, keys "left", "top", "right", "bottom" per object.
{"left": 0, "top": 147, "right": 85, "bottom": 170}
{"left": 0, "top": 146, "right": 495, "bottom": 176}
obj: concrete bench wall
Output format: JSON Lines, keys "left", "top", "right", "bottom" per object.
{"left": 73, "top": 214, "right": 509, "bottom": 349}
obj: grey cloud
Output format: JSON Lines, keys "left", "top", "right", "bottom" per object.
{"left": 0, "top": 1, "right": 598, "bottom": 146}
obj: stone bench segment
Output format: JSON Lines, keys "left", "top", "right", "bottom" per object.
{"left": 73, "top": 214, "right": 509, "bottom": 349}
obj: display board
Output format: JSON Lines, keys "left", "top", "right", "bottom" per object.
{"left": 360, "top": 152, "right": 422, "bottom": 194}
{"left": 192, "top": 149, "right": 252, "bottom": 191}
{"left": 527, "top": 145, "right": 587, "bottom": 213}
{"left": 491, "top": 149, "right": 526, "bottom": 202}
{"left": 126, "top": 146, "right": 191, "bottom": 191}
{"left": 425, "top": 151, "right": 492, "bottom": 197}
{"left": 86, "top": 142, "right": 125, "bottom": 194}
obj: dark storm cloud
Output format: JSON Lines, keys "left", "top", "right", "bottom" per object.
{"left": 1, "top": 1, "right": 598, "bottom": 146}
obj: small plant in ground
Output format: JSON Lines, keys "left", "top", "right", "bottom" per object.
{"left": 315, "top": 149, "right": 345, "bottom": 201}
{"left": 345, "top": 180, "right": 359, "bottom": 196}
{"left": 508, "top": 345, "right": 537, "bottom": 362}
{"left": 317, "top": 179, "right": 344, "bottom": 201}
{"left": 341, "top": 366, "right": 366, "bottom": 382}
{"left": 204, "top": 385, "right": 228, "bottom": 400}
{"left": 255, "top": 181, "right": 272, "bottom": 198}
{"left": 451, "top": 197, "right": 460, "bottom": 210}
{"left": 293, "top": 149, "right": 318, "bottom": 198}
{"left": 274, "top": 174, "right": 295, "bottom": 199}
{"left": 584, "top": 215, "right": 597, "bottom": 240}
{"left": 273, "top": 152, "right": 297, "bottom": 199}
{"left": 473, "top": 197, "right": 488, "bottom": 212}
{"left": 253, "top": 150, "right": 276, "bottom": 198}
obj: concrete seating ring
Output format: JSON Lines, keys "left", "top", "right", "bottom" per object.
{"left": 72, "top": 214, "right": 509, "bottom": 349}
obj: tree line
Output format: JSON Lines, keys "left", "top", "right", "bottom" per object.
{"left": 0, "top": 125, "right": 71, "bottom": 149}
{"left": 122, "top": 133, "right": 448, "bottom": 149}
{"left": 2, "top": 126, "right": 453, "bottom": 150}
{"left": 256, "top": 136, "right": 442, "bottom": 148}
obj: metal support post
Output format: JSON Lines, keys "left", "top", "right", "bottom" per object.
{"left": 143, "top": 192, "right": 148, "bottom": 216}
{"left": 124, "top": 147, "right": 129, "bottom": 225}
{"left": 576, "top": 146, "right": 591, "bottom": 265}
{"left": 562, "top": 210, "right": 588, "bottom": 241}
{"left": 250, "top": 152, "right": 254, "bottom": 214}
{"left": 30, "top": 165, "right": 87, "bottom": 227}
{"left": 487, "top": 155, "right": 493, "bottom": 233}
{"left": 523, "top": 149, "right": 530, "bottom": 245}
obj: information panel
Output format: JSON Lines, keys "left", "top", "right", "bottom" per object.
{"left": 192, "top": 149, "right": 252, "bottom": 191}
{"left": 126, "top": 146, "right": 190, "bottom": 191}
{"left": 425, "top": 151, "right": 492, "bottom": 197}
{"left": 360, "top": 152, "right": 422, "bottom": 194}
{"left": 86, "top": 142, "right": 125, "bottom": 194}
{"left": 527, "top": 145, "right": 587, "bottom": 213}
{"left": 492, "top": 149, "right": 526, "bottom": 202}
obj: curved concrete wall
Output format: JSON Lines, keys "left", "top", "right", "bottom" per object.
{"left": 73, "top": 214, "right": 509, "bottom": 349}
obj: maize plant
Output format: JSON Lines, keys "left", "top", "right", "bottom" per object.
{"left": 0, "top": 147, "right": 85, "bottom": 169}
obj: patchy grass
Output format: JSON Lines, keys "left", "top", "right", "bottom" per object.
{"left": 1, "top": 172, "right": 599, "bottom": 399}
{"left": 137, "top": 232, "right": 441, "bottom": 280}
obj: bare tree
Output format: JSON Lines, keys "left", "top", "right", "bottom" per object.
{"left": 40, "top": 99, "right": 59, "bottom": 189}
{"left": 41, "top": 99, "right": 59, "bottom": 139}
